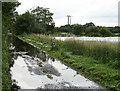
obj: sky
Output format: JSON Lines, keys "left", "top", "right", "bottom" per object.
{"left": 16, "top": 0, "right": 120, "bottom": 27}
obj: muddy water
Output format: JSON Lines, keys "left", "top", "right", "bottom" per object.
{"left": 10, "top": 37, "right": 105, "bottom": 90}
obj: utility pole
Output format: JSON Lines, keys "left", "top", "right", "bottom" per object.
{"left": 67, "top": 15, "right": 72, "bottom": 32}
{"left": 67, "top": 15, "right": 71, "bottom": 25}
{"left": 69, "top": 15, "right": 71, "bottom": 25}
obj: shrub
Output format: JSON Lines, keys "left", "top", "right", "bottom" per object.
{"left": 99, "top": 27, "right": 113, "bottom": 37}
{"left": 72, "top": 24, "right": 83, "bottom": 35}
{"left": 85, "top": 26, "right": 113, "bottom": 37}
{"left": 85, "top": 26, "right": 99, "bottom": 35}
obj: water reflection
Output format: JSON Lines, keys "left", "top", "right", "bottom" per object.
{"left": 10, "top": 37, "right": 105, "bottom": 90}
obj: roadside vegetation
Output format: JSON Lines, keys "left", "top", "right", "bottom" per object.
{"left": 2, "top": 34, "right": 12, "bottom": 90}
{"left": 2, "top": 2, "right": 20, "bottom": 90}
{"left": 18, "top": 34, "right": 120, "bottom": 91}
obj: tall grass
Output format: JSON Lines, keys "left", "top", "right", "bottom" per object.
{"left": 63, "top": 39, "right": 119, "bottom": 68}
{"left": 2, "top": 34, "right": 12, "bottom": 89}
{"left": 22, "top": 34, "right": 119, "bottom": 69}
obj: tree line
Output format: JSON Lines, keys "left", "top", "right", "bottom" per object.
{"left": 13, "top": 6, "right": 55, "bottom": 35}
{"left": 57, "top": 22, "right": 120, "bottom": 37}
{"left": 10, "top": 5, "right": 120, "bottom": 37}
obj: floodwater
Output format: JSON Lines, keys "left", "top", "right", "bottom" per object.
{"left": 9, "top": 36, "right": 106, "bottom": 90}
{"left": 54, "top": 37, "right": 120, "bottom": 42}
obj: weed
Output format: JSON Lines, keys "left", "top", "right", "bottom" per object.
{"left": 38, "top": 62, "right": 42, "bottom": 67}
{"left": 47, "top": 74, "right": 53, "bottom": 79}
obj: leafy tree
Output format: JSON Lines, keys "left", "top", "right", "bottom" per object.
{"left": 72, "top": 24, "right": 83, "bottom": 35}
{"left": 83, "top": 22, "right": 95, "bottom": 32}
{"left": 85, "top": 26, "right": 99, "bottom": 36}
{"left": 14, "top": 11, "right": 34, "bottom": 35}
{"left": 108, "top": 27, "right": 114, "bottom": 33}
{"left": 31, "top": 6, "right": 55, "bottom": 33}
{"left": 114, "top": 26, "right": 120, "bottom": 33}
{"left": 13, "top": 6, "right": 55, "bottom": 35}
{"left": 99, "top": 27, "right": 113, "bottom": 37}
{"left": 30, "top": 22, "right": 42, "bottom": 33}
{"left": 85, "top": 26, "right": 113, "bottom": 37}
{"left": 58, "top": 25, "right": 71, "bottom": 33}
{"left": 46, "top": 22, "right": 55, "bottom": 34}
{"left": 2, "top": 2, "right": 20, "bottom": 34}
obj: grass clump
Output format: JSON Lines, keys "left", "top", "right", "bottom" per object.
{"left": 38, "top": 62, "right": 43, "bottom": 67}
{"left": 43, "top": 70, "right": 48, "bottom": 73}
{"left": 47, "top": 74, "right": 53, "bottom": 79}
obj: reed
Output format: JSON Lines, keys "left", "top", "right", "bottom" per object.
{"left": 63, "top": 39, "right": 119, "bottom": 67}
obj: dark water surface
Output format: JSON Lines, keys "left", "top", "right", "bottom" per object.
{"left": 9, "top": 36, "right": 105, "bottom": 90}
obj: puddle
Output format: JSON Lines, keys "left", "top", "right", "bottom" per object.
{"left": 10, "top": 37, "right": 106, "bottom": 90}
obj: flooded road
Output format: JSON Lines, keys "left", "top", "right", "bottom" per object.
{"left": 54, "top": 37, "right": 120, "bottom": 42}
{"left": 10, "top": 37, "right": 105, "bottom": 90}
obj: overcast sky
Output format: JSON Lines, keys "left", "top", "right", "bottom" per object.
{"left": 16, "top": 0, "right": 120, "bottom": 27}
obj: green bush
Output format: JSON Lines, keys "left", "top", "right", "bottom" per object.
{"left": 85, "top": 26, "right": 113, "bottom": 37}
{"left": 99, "top": 27, "right": 113, "bottom": 37}
{"left": 85, "top": 26, "right": 99, "bottom": 35}
{"left": 72, "top": 24, "right": 83, "bottom": 35}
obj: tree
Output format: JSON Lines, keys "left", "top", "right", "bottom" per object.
{"left": 58, "top": 25, "right": 72, "bottom": 33}
{"left": 30, "top": 22, "right": 42, "bottom": 33}
{"left": 72, "top": 24, "right": 83, "bottom": 35}
{"left": 114, "top": 26, "right": 120, "bottom": 33}
{"left": 85, "top": 26, "right": 113, "bottom": 37}
{"left": 83, "top": 22, "right": 95, "bottom": 32}
{"left": 31, "top": 6, "right": 55, "bottom": 33}
{"left": 46, "top": 22, "right": 55, "bottom": 34}
{"left": 99, "top": 27, "right": 113, "bottom": 37}
{"left": 14, "top": 11, "right": 34, "bottom": 35}
{"left": 85, "top": 26, "right": 99, "bottom": 35}
{"left": 2, "top": 2, "right": 21, "bottom": 34}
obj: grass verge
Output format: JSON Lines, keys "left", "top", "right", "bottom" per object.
{"left": 2, "top": 34, "right": 12, "bottom": 90}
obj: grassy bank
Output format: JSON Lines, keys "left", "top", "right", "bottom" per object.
{"left": 2, "top": 34, "right": 12, "bottom": 90}
{"left": 18, "top": 34, "right": 120, "bottom": 91}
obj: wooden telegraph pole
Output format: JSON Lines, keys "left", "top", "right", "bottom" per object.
{"left": 67, "top": 15, "right": 71, "bottom": 32}
{"left": 67, "top": 15, "right": 71, "bottom": 25}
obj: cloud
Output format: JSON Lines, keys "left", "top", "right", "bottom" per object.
{"left": 16, "top": 0, "right": 119, "bottom": 27}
